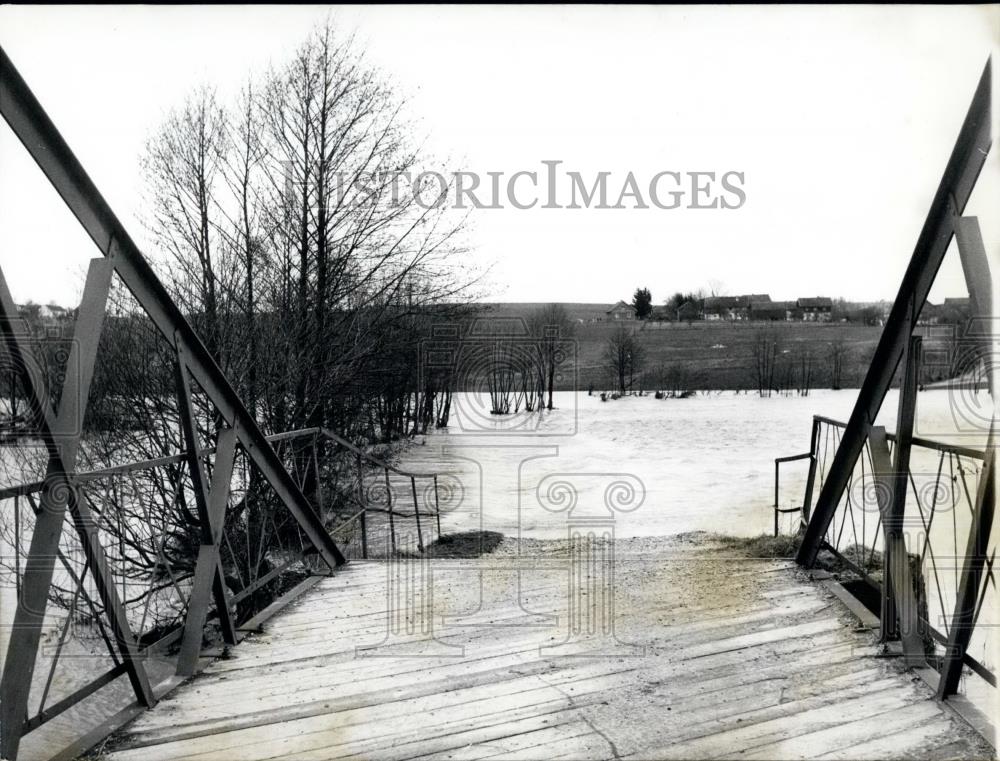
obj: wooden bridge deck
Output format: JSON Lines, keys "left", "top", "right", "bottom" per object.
{"left": 101, "top": 543, "right": 992, "bottom": 761}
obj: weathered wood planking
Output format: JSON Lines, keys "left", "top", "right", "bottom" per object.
{"left": 102, "top": 548, "right": 993, "bottom": 760}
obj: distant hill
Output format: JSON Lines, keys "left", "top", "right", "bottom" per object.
{"left": 473, "top": 302, "right": 614, "bottom": 322}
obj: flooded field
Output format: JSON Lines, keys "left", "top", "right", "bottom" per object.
{"left": 397, "top": 388, "right": 988, "bottom": 541}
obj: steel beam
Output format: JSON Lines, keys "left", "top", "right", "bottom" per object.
{"left": 953, "top": 215, "right": 996, "bottom": 396}
{"left": 937, "top": 213, "right": 996, "bottom": 697}
{"left": 0, "top": 261, "right": 153, "bottom": 761}
{"left": 938, "top": 428, "right": 996, "bottom": 697}
{"left": 0, "top": 46, "right": 345, "bottom": 571}
{"left": 869, "top": 427, "right": 926, "bottom": 668}
{"left": 798, "top": 58, "right": 992, "bottom": 566}
{"left": 881, "top": 333, "right": 921, "bottom": 640}
{"left": 174, "top": 353, "right": 238, "bottom": 675}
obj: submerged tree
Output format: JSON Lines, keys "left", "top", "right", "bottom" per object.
{"left": 605, "top": 324, "right": 645, "bottom": 395}
{"left": 750, "top": 329, "right": 780, "bottom": 397}
{"left": 829, "top": 337, "right": 849, "bottom": 390}
{"left": 530, "top": 303, "right": 575, "bottom": 409}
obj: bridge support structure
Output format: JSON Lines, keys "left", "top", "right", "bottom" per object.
{"left": 796, "top": 59, "right": 995, "bottom": 702}
{"left": 0, "top": 45, "right": 345, "bottom": 760}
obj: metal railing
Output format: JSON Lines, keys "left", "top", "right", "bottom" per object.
{"left": 777, "top": 414, "right": 994, "bottom": 695}
{"left": 0, "top": 426, "right": 449, "bottom": 756}
{"left": 0, "top": 45, "right": 463, "bottom": 761}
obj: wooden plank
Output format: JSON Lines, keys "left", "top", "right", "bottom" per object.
{"left": 813, "top": 710, "right": 965, "bottom": 760}
{"left": 100, "top": 551, "right": 992, "bottom": 761}
{"left": 109, "top": 690, "right": 603, "bottom": 761}
{"left": 187, "top": 614, "right": 845, "bottom": 709}
{"left": 213, "top": 593, "right": 828, "bottom": 671}
{"left": 645, "top": 684, "right": 920, "bottom": 759}
{"left": 446, "top": 724, "right": 596, "bottom": 761}
{"left": 335, "top": 710, "right": 590, "bottom": 761}
{"left": 741, "top": 698, "right": 944, "bottom": 759}
{"left": 118, "top": 658, "right": 638, "bottom": 746}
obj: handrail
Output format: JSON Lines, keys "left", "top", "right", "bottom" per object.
{"left": 773, "top": 451, "right": 812, "bottom": 536}
{"left": 811, "top": 415, "right": 986, "bottom": 460}
{"left": 317, "top": 427, "right": 443, "bottom": 479}
{"left": 0, "top": 422, "right": 453, "bottom": 751}
{"left": 785, "top": 414, "right": 996, "bottom": 703}
{"left": 0, "top": 426, "right": 451, "bottom": 501}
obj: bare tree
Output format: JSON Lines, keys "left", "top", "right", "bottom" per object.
{"left": 605, "top": 325, "right": 644, "bottom": 395}
{"left": 530, "top": 304, "right": 574, "bottom": 409}
{"left": 142, "top": 87, "right": 234, "bottom": 364}
{"left": 829, "top": 337, "right": 849, "bottom": 390}
{"left": 750, "top": 329, "right": 780, "bottom": 397}
{"left": 797, "top": 349, "right": 814, "bottom": 396}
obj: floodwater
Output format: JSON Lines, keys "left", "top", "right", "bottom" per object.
{"left": 398, "top": 388, "right": 989, "bottom": 542}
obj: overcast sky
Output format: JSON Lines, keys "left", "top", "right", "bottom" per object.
{"left": 0, "top": 5, "right": 996, "bottom": 308}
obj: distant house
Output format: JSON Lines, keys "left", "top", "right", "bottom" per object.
{"left": 606, "top": 301, "right": 637, "bottom": 321}
{"left": 797, "top": 297, "right": 833, "bottom": 322}
{"left": 675, "top": 300, "right": 702, "bottom": 322}
{"left": 703, "top": 294, "right": 771, "bottom": 321}
{"left": 751, "top": 300, "right": 795, "bottom": 321}
{"left": 703, "top": 296, "right": 743, "bottom": 321}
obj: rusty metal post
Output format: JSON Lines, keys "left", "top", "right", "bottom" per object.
{"left": 312, "top": 434, "right": 324, "bottom": 517}
{"left": 773, "top": 460, "right": 781, "bottom": 537}
{"left": 870, "top": 427, "right": 926, "bottom": 667}
{"left": 801, "top": 417, "right": 820, "bottom": 525}
{"left": 13, "top": 494, "right": 20, "bottom": 599}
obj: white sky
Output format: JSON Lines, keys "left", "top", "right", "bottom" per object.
{"left": 0, "top": 5, "right": 997, "bottom": 308}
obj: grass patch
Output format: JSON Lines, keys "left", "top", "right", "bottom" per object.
{"left": 816, "top": 543, "right": 883, "bottom": 579}
{"left": 420, "top": 530, "right": 505, "bottom": 558}
{"left": 710, "top": 532, "right": 803, "bottom": 558}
